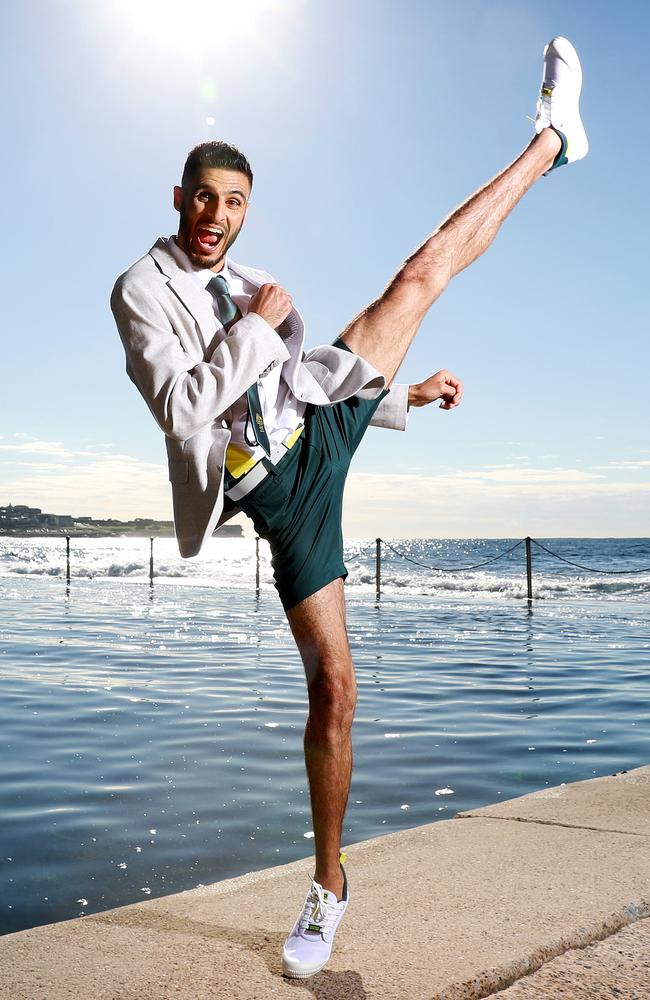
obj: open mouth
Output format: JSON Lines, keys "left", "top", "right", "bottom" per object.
{"left": 194, "top": 225, "right": 225, "bottom": 254}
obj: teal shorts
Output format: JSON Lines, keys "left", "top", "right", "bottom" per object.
{"left": 234, "top": 339, "right": 389, "bottom": 611}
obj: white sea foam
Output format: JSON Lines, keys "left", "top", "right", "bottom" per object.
{"left": 1, "top": 537, "right": 649, "bottom": 601}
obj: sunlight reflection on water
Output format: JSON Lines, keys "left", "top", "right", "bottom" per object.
{"left": 1, "top": 570, "right": 649, "bottom": 936}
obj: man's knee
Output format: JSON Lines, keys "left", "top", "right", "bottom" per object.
{"left": 359, "top": 264, "right": 445, "bottom": 339}
{"left": 307, "top": 657, "right": 357, "bottom": 734}
{"left": 397, "top": 247, "right": 452, "bottom": 306}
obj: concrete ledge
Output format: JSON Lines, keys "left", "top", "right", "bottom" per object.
{"left": 490, "top": 916, "right": 650, "bottom": 998}
{"left": 2, "top": 767, "right": 650, "bottom": 999}
{"left": 457, "top": 764, "right": 650, "bottom": 836}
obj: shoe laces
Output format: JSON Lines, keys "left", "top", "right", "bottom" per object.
{"left": 299, "top": 877, "right": 339, "bottom": 938}
{"left": 531, "top": 88, "right": 552, "bottom": 129}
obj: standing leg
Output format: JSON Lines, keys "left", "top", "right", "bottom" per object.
{"left": 285, "top": 577, "right": 354, "bottom": 899}
{"left": 340, "top": 129, "right": 561, "bottom": 384}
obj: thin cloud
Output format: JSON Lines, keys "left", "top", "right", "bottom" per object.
{"left": 596, "top": 460, "right": 650, "bottom": 471}
{"left": 0, "top": 440, "right": 74, "bottom": 458}
{"left": 461, "top": 468, "right": 605, "bottom": 484}
{"left": 0, "top": 438, "right": 169, "bottom": 519}
{"left": 2, "top": 439, "right": 649, "bottom": 537}
{"left": 343, "top": 467, "right": 650, "bottom": 538}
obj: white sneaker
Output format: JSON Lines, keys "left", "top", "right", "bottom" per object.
{"left": 533, "top": 36, "right": 588, "bottom": 172}
{"left": 281, "top": 863, "right": 349, "bottom": 979}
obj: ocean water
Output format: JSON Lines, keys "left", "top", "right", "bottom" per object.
{"left": 1, "top": 536, "right": 649, "bottom": 937}
{"left": 1, "top": 534, "right": 649, "bottom": 601}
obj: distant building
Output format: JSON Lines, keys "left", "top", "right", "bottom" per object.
{"left": 44, "top": 514, "right": 74, "bottom": 527}
{"left": 0, "top": 503, "right": 43, "bottom": 527}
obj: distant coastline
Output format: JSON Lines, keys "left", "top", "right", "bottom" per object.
{"left": 0, "top": 503, "right": 243, "bottom": 539}
{"left": 0, "top": 525, "right": 244, "bottom": 539}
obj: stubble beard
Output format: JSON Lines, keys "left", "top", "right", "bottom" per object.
{"left": 177, "top": 212, "right": 242, "bottom": 271}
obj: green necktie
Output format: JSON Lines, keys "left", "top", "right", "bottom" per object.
{"left": 207, "top": 274, "right": 272, "bottom": 458}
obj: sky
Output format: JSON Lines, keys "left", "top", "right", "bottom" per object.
{"left": 1, "top": 0, "right": 649, "bottom": 539}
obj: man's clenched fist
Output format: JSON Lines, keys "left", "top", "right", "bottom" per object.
{"left": 248, "top": 283, "right": 293, "bottom": 329}
{"left": 408, "top": 369, "right": 464, "bottom": 410}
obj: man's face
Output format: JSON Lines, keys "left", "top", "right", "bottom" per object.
{"left": 173, "top": 167, "right": 251, "bottom": 271}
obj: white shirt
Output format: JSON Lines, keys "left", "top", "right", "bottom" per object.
{"left": 166, "top": 237, "right": 306, "bottom": 467}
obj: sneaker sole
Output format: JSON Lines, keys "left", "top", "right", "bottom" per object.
{"left": 282, "top": 957, "right": 329, "bottom": 979}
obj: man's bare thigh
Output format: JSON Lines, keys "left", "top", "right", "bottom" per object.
{"left": 339, "top": 272, "right": 432, "bottom": 387}
{"left": 285, "top": 578, "right": 352, "bottom": 687}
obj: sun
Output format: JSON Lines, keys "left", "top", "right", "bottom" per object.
{"left": 111, "top": 0, "right": 296, "bottom": 58}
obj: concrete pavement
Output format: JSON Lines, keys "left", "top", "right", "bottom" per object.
{"left": 490, "top": 917, "right": 650, "bottom": 998}
{"left": 1, "top": 765, "right": 649, "bottom": 999}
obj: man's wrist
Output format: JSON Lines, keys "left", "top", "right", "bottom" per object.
{"left": 407, "top": 384, "right": 420, "bottom": 409}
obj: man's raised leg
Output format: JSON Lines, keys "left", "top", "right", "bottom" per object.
{"left": 340, "top": 129, "right": 561, "bottom": 385}
{"left": 341, "top": 35, "right": 588, "bottom": 385}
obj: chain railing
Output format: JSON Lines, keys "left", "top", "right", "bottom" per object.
{"left": 60, "top": 534, "right": 650, "bottom": 600}
{"left": 370, "top": 536, "right": 650, "bottom": 600}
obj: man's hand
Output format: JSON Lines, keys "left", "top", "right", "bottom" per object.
{"left": 248, "top": 283, "right": 293, "bottom": 329}
{"left": 408, "top": 369, "right": 464, "bottom": 410}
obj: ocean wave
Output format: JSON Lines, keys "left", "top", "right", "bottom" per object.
{"left": 3, "top": 561, "right": 648, "bottom": 601}
{"left": 106, "top": 562, "right": 146, "bottom": 577}
{"left": 2, "top": 537, "right": 649, "bottom": 601}
{"left": 345, "top": 566, "right": 650, "bottom": 600}
{"left": 12, "top": 565, "right": 64, "bottom": 577}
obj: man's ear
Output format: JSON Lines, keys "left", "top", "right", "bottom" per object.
{"left": 173, "top": 185, "right": 183, "bottom": 212}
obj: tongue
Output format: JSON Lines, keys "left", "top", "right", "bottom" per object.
{"left": 198, "top": 229, "right": 218, "bottom": 247}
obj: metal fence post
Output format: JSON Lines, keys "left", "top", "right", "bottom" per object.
{"left": 255, "top": 536, "right": 260, "bottom": 598}
{"left": 376, "top": 538, "right": 382, "bottom": 601}
{"left": 149, "top": 537, "right": 154, "bottom": 587}
{"left": 525, "top": 536, "right": 533, "bottom": 600}
{"left": 66, "top": 535, "right": 70, "bottom": 583}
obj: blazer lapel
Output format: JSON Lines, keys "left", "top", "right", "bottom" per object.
{"left": 149, "top": 239, "right": 217, "bottom": 347}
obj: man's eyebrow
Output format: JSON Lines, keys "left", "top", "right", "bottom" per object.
{"left": 195, "top": 185, "right": 248, "bottom": 200}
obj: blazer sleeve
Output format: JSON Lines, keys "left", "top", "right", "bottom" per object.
{"left": 368, "top": 382, "right": 410, "bottom": 431}
{"left": 111, "top": 275, "right": 290, "bottom": 442}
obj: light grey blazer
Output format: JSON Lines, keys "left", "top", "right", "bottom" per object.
{"left": 111, "top": 238, "right": 409, "bottom": 558}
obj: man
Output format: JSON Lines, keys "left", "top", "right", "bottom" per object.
{"left": 111, "top": 37, "right": 587, "bottom": 979}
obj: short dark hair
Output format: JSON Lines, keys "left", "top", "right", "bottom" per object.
{"left": 181, "top": 141, "right": 253, "bottom": 192}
